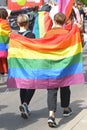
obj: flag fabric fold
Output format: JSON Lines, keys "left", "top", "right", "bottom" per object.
{"left": 7, "top": 25, "right": 85, "bottom": 89}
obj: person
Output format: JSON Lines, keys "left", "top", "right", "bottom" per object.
{"left": 0, "top": 8, "right": 11, "bottom": 75}
{"left": 65, "top": 7, "right": 84, "bottom": 48}
{"left": 49, "top": 0, "right": 58, "bottom": 27}
{"left": 40, "top": 0, "right": 52, "bottom": 12}
{"left": 77, "top": 2, "right": 85, "bottom": 33}
{"left": 44, "top": 13, "right": 72, "bottom": 127}
{"left": 73, "top": 3, "right": 83, "bottom": 32}
{"left": 17, "top": 14, "right": 35, "bottom": 119}
{"left": 65, "top": 8, "right": 77, "bottom": 31}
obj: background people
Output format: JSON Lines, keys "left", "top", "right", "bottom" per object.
{"left": 0, "top": 8, "right": 11, "bottom": 75}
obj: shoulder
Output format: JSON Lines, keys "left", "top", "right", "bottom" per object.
{"left": 45, "top": 28, "right": 68, "bottom": 37}
{"left": 26, "top": 31, "right": 35, "bottom": 38}
{"left": 18, "top": 30, "right": 35, "bottom": 38}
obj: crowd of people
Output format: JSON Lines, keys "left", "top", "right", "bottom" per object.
{"left": 0, "top": 0, "right": 87, "bottom": 128}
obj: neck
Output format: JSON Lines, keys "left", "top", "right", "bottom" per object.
{"left": 19, "top": 27, "right": 27, "bottom": 32}
{"left": 54, "top": 24, "right": 62, "bottom": 28}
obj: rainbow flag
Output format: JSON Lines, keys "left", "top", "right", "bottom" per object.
{"left": 33, "top": 11, "right": 52, "bottom": 38}
{"left": 7, "top": 25, "right": 85, "bottom": 89}
{"left": 58, "top": 0, "right": 74, "bottom": 20}
{"left": 0, "top": 19, "right": 11, "bottom": 58}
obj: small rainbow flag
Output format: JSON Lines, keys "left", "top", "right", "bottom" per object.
{"left": 33, "top": 11, "right": 52, "bottom": 38}
{"left": 0, "top": 19, "right": 11, "bottom": 58}
{"left": 58, "top": 0, "right": 74, "bottom": 21}
{"left": 7, "top": 25, "right": 85, "bottom": 89}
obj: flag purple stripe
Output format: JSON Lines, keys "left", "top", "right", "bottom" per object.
{"left": 7, "top": 73, "right": 85, "bottom": 89}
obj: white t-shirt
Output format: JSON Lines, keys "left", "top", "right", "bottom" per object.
{"left": 49, "top": 5, "right": 58, "bottom": 27}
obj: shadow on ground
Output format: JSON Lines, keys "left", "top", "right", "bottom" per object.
{"left": 0, "top": 100, "right": 87, "bottom": 130}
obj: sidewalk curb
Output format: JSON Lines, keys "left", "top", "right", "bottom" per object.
{"left": 63, "top": 109, "right": 87, "bottom": 130}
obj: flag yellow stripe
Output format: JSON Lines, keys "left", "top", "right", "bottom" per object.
{"left": 8, "top": 42, "right": 82, "bottom": 60}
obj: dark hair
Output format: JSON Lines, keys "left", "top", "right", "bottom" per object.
{"left": 54, "top": 13, "right": 66, "bottom": 25}
{"left": 77, "top": 2, "right": 83, "bottom": 6}
{"left": 32, "top": 6, "right": 39, "bottom": 12}
{"left": 0, "top": 8, "right": 8, "bottom": 19}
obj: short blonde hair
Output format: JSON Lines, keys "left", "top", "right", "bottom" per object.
{"left": 17, "top": 14, "right": 29, "bottom": 27}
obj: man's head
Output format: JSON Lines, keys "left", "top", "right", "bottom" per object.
{"left": 0, "top": 8, "right": 8, "bottom": 19}
{"left": 54, "top": 13, "right": 66, "bottom": 26}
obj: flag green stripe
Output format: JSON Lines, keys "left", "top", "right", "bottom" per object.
{"left": 0, "top": 35, "right": 9, "bottom": 43}
{"left": 8, "top": 53, "right": 82, "bottom": 69}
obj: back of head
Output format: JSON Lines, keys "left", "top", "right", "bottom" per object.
{"left": 0, "top": 8, "right": 8, "bottom": 19}
{"left": 77, "top": 2, "right": 83, "bottom": 10}
{"left": 54, "top": 13, "right": 66, "bottom": 25}
{"left": 17, "top": 14, "right": 29, "bottom": 27}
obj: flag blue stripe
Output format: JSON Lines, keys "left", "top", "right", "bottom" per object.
{"left": 0, "top": 43, "right": 8, "bottom": 50}
{"left": 8, "top": 63, "right": 83, "bottom": 79}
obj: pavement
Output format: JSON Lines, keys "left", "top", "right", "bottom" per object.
{"left": 63, "top": 40, "right": 87, "bottom": 130}
{"left": 63, "top": 109, "right": 87, "bottom": 130}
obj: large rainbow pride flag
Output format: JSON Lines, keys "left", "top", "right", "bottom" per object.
{"left": 0, "top": 19, "right": 11, "bottom": 58}
{"left": 7, "top": 25, "right": 85, "bottom": 89}
{"left": 33, "top": 11, "right": 52, "bottom": 38}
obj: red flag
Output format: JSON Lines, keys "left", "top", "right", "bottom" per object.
{"left": 8, "top": 0, "right": 44, "bottom": 11}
